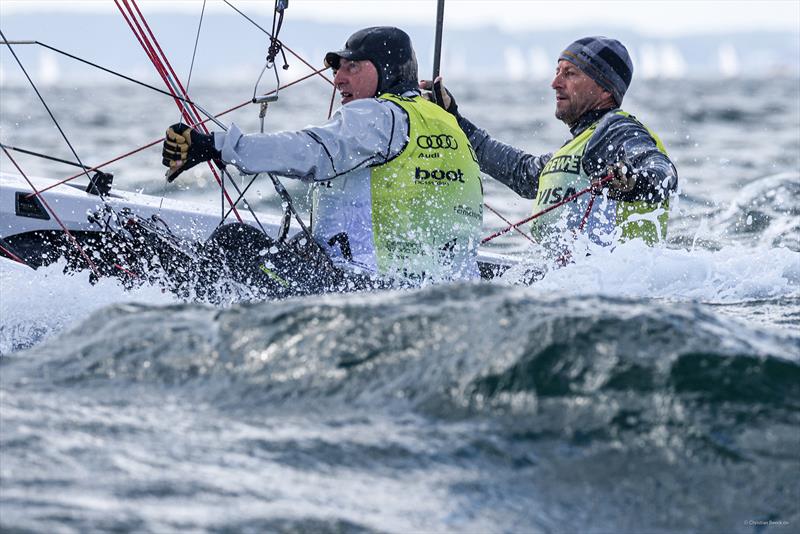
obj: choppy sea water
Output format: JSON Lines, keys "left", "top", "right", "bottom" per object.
{"left": 1, "top": 73, "right": 799, "bottom": 533}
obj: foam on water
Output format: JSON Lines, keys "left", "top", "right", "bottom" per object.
{"left": 502, "top": 240, "right": 800, "bottom": 304}
{"left": 3, "top": 236, "right": 798, "bottom": 355}
{"left": 0, "top": 259, "right": 177, "bottom": 354}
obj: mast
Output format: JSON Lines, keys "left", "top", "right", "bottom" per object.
{"left": 432, "top": 0, "right": 445, "bottom": 80}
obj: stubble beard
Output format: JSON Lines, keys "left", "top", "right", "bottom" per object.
{"left": 555, "top": 102, "right": 579, "bottom": 127}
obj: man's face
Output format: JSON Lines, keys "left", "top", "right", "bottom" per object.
{"left": 333, "top": 59, "right": 379, "bottom": 105}
{"left": 550, "top": 60, "right": 612, "bottom": 126}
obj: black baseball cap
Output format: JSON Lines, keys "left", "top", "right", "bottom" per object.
{"left": 324, "top": 26, "right": 418, "bottom": 96}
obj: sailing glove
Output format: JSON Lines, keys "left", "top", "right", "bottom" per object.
{"left": 419, "top": 77, "right": 459, "bottom": 117}
{"left": 162, "top": 123, "right": 220, "bottom": 182}
{"left": 592, "top": 160, "right": 637, "bottom": 199}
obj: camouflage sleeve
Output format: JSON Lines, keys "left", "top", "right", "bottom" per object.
{"left": 457, "top": 115, "right": 552, "bottom": 200}
{"left": 583, "top": 113, "right": 678, "bottom": 202}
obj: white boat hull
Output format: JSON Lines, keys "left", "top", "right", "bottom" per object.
{"left": 0, "top": 172, "right": 515, "bottom": 290}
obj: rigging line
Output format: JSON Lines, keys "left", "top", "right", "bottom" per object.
{"left": 0, "top": 29, "right": 98, "bottom": 193}
{"left": 184, "top": 0, "right": 207, "bottom": 94}
{"left": 484, "top": 204, "right": 536, "bottom": 244}
{"left": 0, "top": 143, "right": 90, "bottom": 170}
{"left": 481, "top": 186, "right": 593, "bottom": 244}
{"left": 267, "top": 172, "right": 339, "bottom": 276}
{"left": 2, "top": 40, "right": 225, "bottom": 131}
{"left": 118, "top": 0, "right": 209, "bottom": 130}
{"left": 2, "top": 146, "right": 101, "bottom": 277}
{"left": 115, "top": 2, "right": 174, "bottom": 94}
{"left": 217, "top": 171, "right": 270, "bottom": 236}
{"left": 125, "top": 0, "right": 231, "bottom": 167}
{"left": 126, "top": 0, "right": 299, "bottom": 230}
{"left": 28, "top": 137, "right": 161, "bottom": 198}
{"left": 216, "top": 164, "right": 270, "bottom": 232}
{"left": 104, "top": 0, "right": 220, "bottom": 132}
{"left": 219, "top": 173, "right": 261, "bottom": 224}
{"left": 223, "top": 0, "right": 333, "bottom": 86}
{"left": 480, "top": 175, "right": 613, "bottom": 244}
{"left": 267, "top": 0, "right": 286, "bottom": 68}
{"left": 4, "top": 40, "right": 201, "bottom": 110}
{"left": 29, "top": 66, "right": 327, "bottom": 198}
{"left": 578, "top": 195, "right": 597, "bottom": 231}
{"left": 115, "top": 1, "right": 224, "bottom": 132}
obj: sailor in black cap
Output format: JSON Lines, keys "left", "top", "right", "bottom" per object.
{"left": 424, "top": 36, "right": 678, "bottom": 256}
{"left": 161, "top": 27, "right": 483, "bottom": 285}
{"left": 324, "top": 26, "right": 420, "bottom": 100}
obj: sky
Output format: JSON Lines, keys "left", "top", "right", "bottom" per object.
{"left": 1, "top": 0, "right": 798, "bottom": 84}
{"left": 2, "top": 0, "right": 800, "bottom": 37}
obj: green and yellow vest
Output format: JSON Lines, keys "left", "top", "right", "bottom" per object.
{"left": 312, "top": 94, "right": 483, "bottom": 279}
{"left": 530, "top": 111, "right": 669, "bottom": 248}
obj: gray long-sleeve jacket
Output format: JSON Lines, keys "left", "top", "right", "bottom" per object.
{"left": 210, "top": 95, "right": 409, "bottom": 272}
{"left": 458, "top": 108, "right": 677, "bottom": 203}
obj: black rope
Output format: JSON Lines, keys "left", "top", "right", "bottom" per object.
{"left": 2, "top": 40, "right": 199, "bottom": 109}
{"left": 223, "top": 1, "right": 272, "bottom": 38}
{"left": 0, "top": 29, "right": 97, "bottom": 193}
{"left": 217, "top": 165, "right": 269, "bottom": 235}
{"left": 220, "top": 173, "right": 262, "bottom": 224}
{"left": 185, "top": 0, "right": 207, "bottom": 92}
{"left": 0, "top": 143, "right": 90, "bottom": 170}
{"left": 267, "top": 0, "right": 289, "bottom": 70}
{"left": 223, "top": 0, "right": 289, "bottom": 69}
{"left": 266, "top": 172, "right": 339, "bottom": 276}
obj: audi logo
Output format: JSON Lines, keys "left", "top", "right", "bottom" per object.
{"left": 416, "top": 134, "right": 458, "bottom": 150}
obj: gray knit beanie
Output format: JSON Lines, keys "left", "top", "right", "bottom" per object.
{"left": 559, "top": 36, "right": 633, "bottom": 105}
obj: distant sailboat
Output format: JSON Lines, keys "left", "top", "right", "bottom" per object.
{"left": 38, "top": 50, "right": 60, "bottom": 86}
{"left": 638, "top": 43, "right": 687, "bottom": 79}
{"left": 718, "top": 43, "right": 741, "bottom": 78}
{"left": 529, "top": 46, "right": 551, "bottom": 80}
{"left": 503, "top": 46, "right": 527, "bottom": 80}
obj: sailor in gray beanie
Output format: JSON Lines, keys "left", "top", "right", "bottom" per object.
{"left": 422, "top": 34, "right": 677, "bottom": 253}
{"left": 559, "top": 36, "right": 633, "bottom": 106}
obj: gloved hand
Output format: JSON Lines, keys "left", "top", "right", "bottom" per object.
{"left": 592, "top": 159, "right": 637, "bottom": 199}
{"left": 161, "top": 123, "right": 220, "bottom": 182}
{"left": 419, "top": 76, "right": 459, "bottom": 117}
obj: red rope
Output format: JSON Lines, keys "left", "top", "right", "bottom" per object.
{"left": 484, "top": 203, "right": 536, "bottom": 244}
{"left": 481, "top": 186, "right": 593, "bottom": 244}
{"left": 0, "top": 242, "right": 28, "bottom": 266}
{"left": 578, "top": 195, "right": 596, "bottom": 231}
{"left": 481, "top": 175, "right": 613, "bottom": 245}
{"left": 115, "top": 1, "right": 184, "bottom": 115}
{"left": 2, "top": 147, "right": 101, "bottom": 277}
{"left": 113, "top": 263, "right": 139, "bottom": 278}
{"left": 128, "top": 0, "right": 206, "bottom": 129}
{"left": 115, "top": 0, "right": 242, "bottom": 222}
